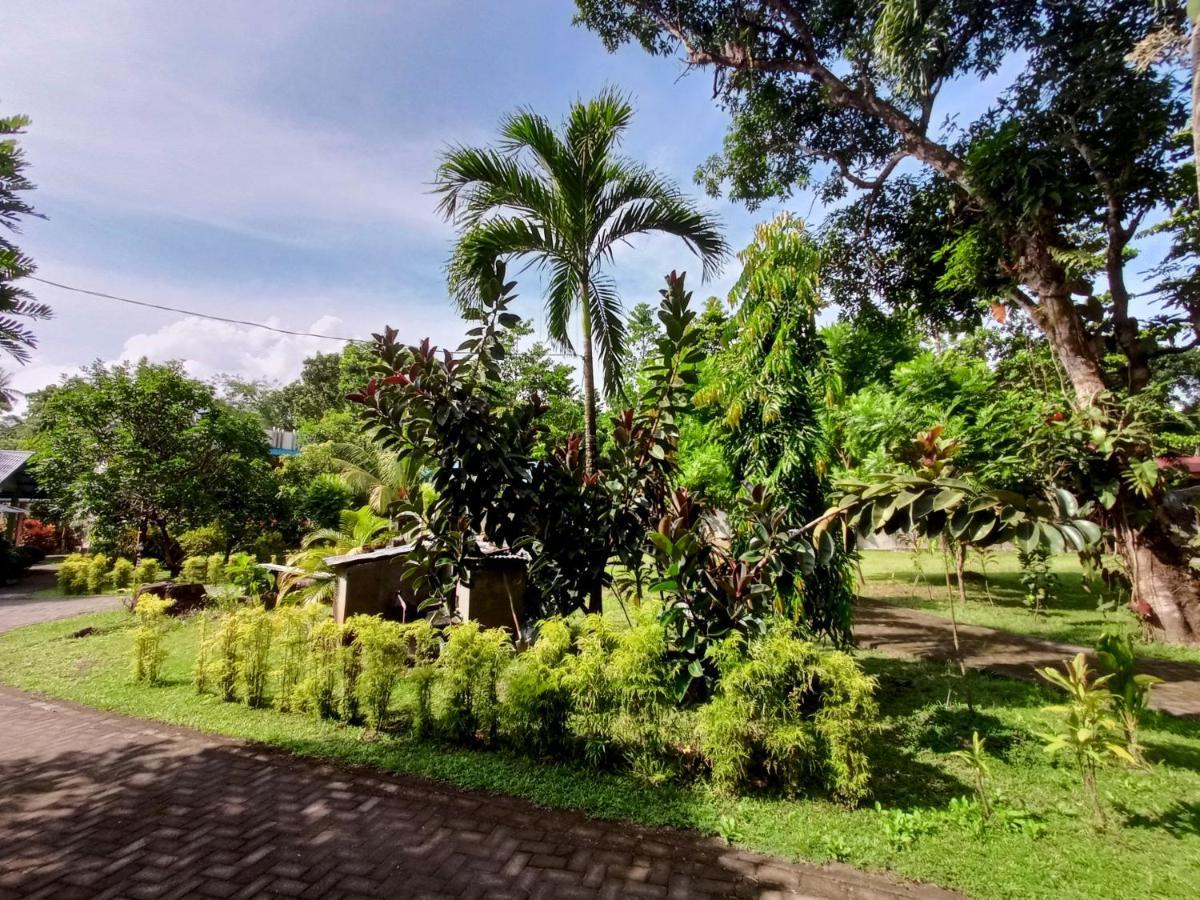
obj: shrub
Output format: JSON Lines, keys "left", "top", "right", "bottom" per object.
{"left": 1095, "top": 631, "right": 1161, "bottom": 766}
{"left": 133, "top": 557, "right": 166, "bottom": 589}
{"left": 273, "top": 605, "right": 325, "bottom": 712}
{"left": 196, "top": 611, "right": 241, "bottom": 702}
{"left": 178, "top": 523, "right": 227, "bottom": 557}
{"left": 109, "top": 557, "right": 135, "bottom": 590}
{"left": 299, "top": 619, "right": 343, "bottom": 719}
{"left": 180, "top": 556, "right": 208, "bottom": 584}
{"left": 18, "top": 518, "right": 57, "bottom": 553}
{"left": 205, "top": 553, "right": 226, "bottom": 585}
{"left": 438, "top": 621, "right": 511, "bottom": 743}
{"left": 1018, "top": 547, "right": 1058, "bottom": 614}
{"left": 85, "top": 553, "right": 110, "bottom": 594}
{"left": 501, "top": 618, "right": 574, "bottom": 755}
{"left": 226, "top": 552, "right": 272, "bottom": 598}
{"left": 699, "top": 620, "right": 878, "bottom": 802}
{"left": 57, "top": 553, "right": 91, "bottom": 594}
{"left": 349, "top": 616, "right": 409, "bottom": 731}
{"left": 249, "top": 530, "right": 286, "bottom": 563}
{"left": 341, "top": 623, "right": 363, "bottom": 724}
{"left": 131, "top": 596, "right": 174, "bottom": 684}
{"left": 236, "top": 606, "right": 273, "bottom": 707}
{"left": 403, "top": 619, "right": 439, "bottom": 736}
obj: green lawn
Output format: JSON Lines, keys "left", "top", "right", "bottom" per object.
{"left": 856, "top": 548, "right": 1200, "bottom": 665}
{"left": 1, "top": 609, "right": 1198, "bottom": 899}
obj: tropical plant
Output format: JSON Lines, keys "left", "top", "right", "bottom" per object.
{"left": 280, "top": 507, "right": 396, "bottom": 604}
{"left": 437, "top": 620, "right": 512, "bottom": 745}
{"left": 698, "top": 620, "right": 877, "bottom": 801}
{"left": 109, "top": 557, "right": 135, "bottom": 591}
{"left": 950, "top": 731, "right": 994, "bottom": 822}
{"left": 1037, "top": 654, "right": 1135, "bottom": 827}
{"left": 1018, "top": 547, "right": 1059, "bottom": 615}
{"left": 298, "top": 619, "right": 343, "bottom": 719}
{"left": 696, "top": 216, "right": 854, "bottom": 642}
{"left": 224, "top": 551, "right": 271, "bottom": 598}
{"left": 434, "top": 89, "right": 728, "bottom": 472}
{"left": 500, "top": 617, "right": 575, "bottom": 755}
{"left": 0, "top": 110, "right": 51, "bottom": 363}
{"left": 235, "top": 606, "right": 273, "bottom": 708}
{"left": 1095, "top": 631, "right": 1163, "bottom": 766}
{"left": 332, "top": 443, "right": 421, "bottom": 517}
{"left": 347, "top": 616, "right": 410, "bottom": 731}
{"left": 131, "top": 596, "right": 173, "bottom": 685}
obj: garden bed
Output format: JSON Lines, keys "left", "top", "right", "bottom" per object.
{"left": 1, "top": 609, "right": 1197, "bottom": 899}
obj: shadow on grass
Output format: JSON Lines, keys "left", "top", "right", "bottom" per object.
{"left": 1120, "top": 800, "right": 1200, "bottom": 838}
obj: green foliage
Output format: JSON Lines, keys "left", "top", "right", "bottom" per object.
{"left": 130, "top": 596, "right": 173, "bottom": 684}
{"left": 224, "top": 552, "right": 271, "bottom": 598}
{"left": 0, "top": 110, "right": 51, "bottom": 365}
{"left": 236, "top": 606, "right": 273, "bottom": 708}
{"left": 298, "top": 619, "right": 342, "bottom": 719}
{"left": 1037, "top": 654, "right": 1135, "bottom": 826}
{"left": 198, "top": 611, "right": 241, "bottom": 702}
{"left": 699, "top": 621, "right": 877, "bottom": 801}
{"left": 500, "top": 618, "right": 574, "bottom": 755}
{"left": 1017, "top": 547, "right": 1059, "bottom": 615}
{"left": 272, "top": 605, "right": 325, "bottom": 713}
{"left": 85, "top": 553, "right": 109, "bottom": 594}
{"left": 438, "top": 621, "right": 511, "bottom": 744}
{"left": 108, "top": 558, "right": 135, "bottom": 591}
{"left": 57, "top": 554, "right": 90, "bottom": 594}
{"left": 178, "top": 524, "right": 227, "bottom": 558}
{"left": 132, "top": 557, "right": 166, "bottom": 589}
{"left": 180, "top": 556, "right": 208, "bottom": 584}
{"left": 402, "top": 619, "right": 439, "bottom": 737}
{"left": 347, "top": 616, "right": 409, "bottom": 731}
{"left": 29, "top": 361, "right": 277, "bottom": 573}
{"left": 950, "top": 731, "right": 993, "bottom": 822}
{"left": 205, "top": 553, "right": 226, "bottom": 585}
{"left": 1095, "top": 631, "right": 1162, "bottom": 765}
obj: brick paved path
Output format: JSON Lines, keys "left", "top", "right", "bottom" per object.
{"left": 0, "top": 689, "right": 957, "bottom": 900}
{"left": 854, "top": 599, "right": 1200, "bottom": 718}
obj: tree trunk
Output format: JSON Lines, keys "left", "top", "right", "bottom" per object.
{"left": 1023, "top": 244, "right": 1200, "bottom": 644}
{"left": 578, "top": 278, "right": 599, "bottom": 476}
{"left": 578, "top": 276, "right": 604, "bottom": 615}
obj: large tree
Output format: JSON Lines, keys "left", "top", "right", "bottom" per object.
{"left": 576, "top": 0, "right": 1200, "bottom": 643}
{"left": 434, "top": 89, "right": 728, "bottom": 472}
{"left": 0, "top": 110, "right": 52, "bottom": 374}
{"left": 30, "top": 361, "right": 276, "bottom": 572}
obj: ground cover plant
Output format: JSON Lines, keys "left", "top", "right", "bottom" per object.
{"left": 2, "top": 608, "right": 1197, "bottom": 899}
{"left": 856, "top": 550, "right": 1200, "bottom": 666}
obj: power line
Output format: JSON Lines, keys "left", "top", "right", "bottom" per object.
{"left": 26, "top": 275, "right": 369, "bottom": 344}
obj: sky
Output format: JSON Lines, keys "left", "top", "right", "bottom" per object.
{"left": 5, "top": 0, "right": 780, "bottom": 399}
{"left": 5, "top": 2, "right": 1172, "bottom": 403}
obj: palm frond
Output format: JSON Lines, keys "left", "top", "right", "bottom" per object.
{"left": 586, "top": 272, "right": 628, "bottom": 396}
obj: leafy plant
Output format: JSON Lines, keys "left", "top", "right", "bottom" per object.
{"left": 235, "top": 606, "right": 273, "bottom": 708}
{"left": 180, "top": 555, "right": 208, "bottom": 584}
{"left": 1037, "top": 653, "right": 1135, "bottom": 827}
{"left": 1018, "top": 546, "right": 1058, "bottom": 615}
{"left": 1095, "top": 631, "right": 1162, "bottom": 766}
{"left": 132, "top": 557, "right": 166, "bottom": 590}
{"left": 402, "top": 619, "right": 439, "bottom": 737}
{"left": 205, "top": 553, "right": 226, "bottom": 585}
{"left": 437, "top": 621, "right": 511, "bottom": 744}
{"left": 299, "top": 619, "right": 343, "bottom": 719}
{"left": 224, "top": 552, "right": 271, "bottom": 598}
{"left": 950, "top": 731, "right": 993, "bottom": 821}
{"left": 500, "top": 617, "right": 574, "bottom": 755}
{"left": 85, "top": 552, "right": 110, "bottom": 594}
{"left": 699, "top": 620, "right": 877, "bottom": 802}
{"left": 348, "top": 616, "right": 409, "bottom": 732}
{"left": 272, "top": 605, "right": 324, "bottom": 712}
{"left": 131, "top": 596, "right": 173, "bottom": 684}
{"left": 109, "top": 557, "right": 135, "bottom": 591}
{"left": 198, "top": 611, "right": 241, "bottom": 702}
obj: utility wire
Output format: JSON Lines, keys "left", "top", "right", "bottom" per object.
{"left": 27, "top": 275, "right": 369, "bottom": 344}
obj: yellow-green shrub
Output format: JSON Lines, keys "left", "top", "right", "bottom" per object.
{"left": 402, "top": 619, "right": 439, "bottom": 736}
{"left": 195, "top": 611, "right": 240, "bottom": 701}
{"left": 501, "top": 617, "right": 574, "bottom": 755}
{"left": 109, "top": 557, "right": 135, "bottom": 590}
{"left": 85, "top": 553, "right": 110, "bottom": 594}
{"left": 131, "top": 596, "right": 174, "bottom": 684}
{"left": 236, "top": 606, "right": 273, "bottom": 707}
{"left": 57, "top": 553, "right": 91, "bottom": 594}
{"left": 180, "top": 556, "right": 208, "bottom": 584}
{"left": 438, "top": 621, "right": 511, "bottom": 743}
{"left": 698, "top": 620, "right": 877, "bottom": 802}
{"left": 348, "top": 616, "right": 409, "bottom": 731}
{"left": 298, "top": 619, "right": 342, "bottom": 719}
{"left": 273, "top": 605, "right": 325, "bottom": 712}
{"left": 133, "top": 557, "right": 166, "bottom": 589}
{"left": 205, "top": 553, "right": 226, "bottom": 585}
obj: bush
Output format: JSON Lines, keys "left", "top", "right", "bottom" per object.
{"left": 178, "top": 523, "right": 227, "bottom": 557}
{"left": 57, "top": 553, "right": 91, "bottom": 594}
{"left": 273, "top": 605, "right": 324, "bottom": 712}
{"left": 18, "top": 518, "right": 57, "bottom": 553}
{"left": 236, "top": 606, "right": 273, "bottom": 707}
{"left": 699, "top": 620, "right": 878, "bottom": 802}
{"left": 131, "top": 596, "right": 174, "bottom": 684}
{"left": 349, "top": 616, "right": 409, "bottom": 731}
{"left": 85, "top": 553, "right": 110, "bottom": 594}
{"left": 299, "top": 619, "right": 342, "bottom": 718}
{"left": 249, "top": 530, "right": 286, "bottom": 563}
{"left": 195, "top": 611, "right": 240, "bottom": 701}
{"left": 109, "top": 557, "right": 135, "bottom": 590}
{"left": 501, "top": 617, "right": 574, "bottom": 755}
{"left": 403, "top": 619, "right": 439, "bottom": 736}
{"left": 226, "top": 552, "right": 272, "bottom": 597}
{"left": 180, "top": 556, "right": 208, "bottom": 584}
{"left": 205, "top": 553, "right": 226, "bottom": 585}
{"left": 438, "top": 621, "right": 511, "bottom": 744}
{"left": 133, "top": 557, "right": 166, "bottom": 589}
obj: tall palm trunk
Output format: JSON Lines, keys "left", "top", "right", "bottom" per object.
{"left": 578, "top": 275, "right": 599, "bottom": 476}
{"left": 577, "top": 274, "right": 604, "bottom": 615}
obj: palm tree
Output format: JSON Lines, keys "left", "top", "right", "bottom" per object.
{"left": 331, "top": 443, "right": 422, "bottom": 516}
{"left": 279, "top": 506, "right": 396, "bottom": 604}
{"left": 435, "top": 90, "right": 728, "bottom": 472}
{"left": 0, "top": 111, "right": 51, "bottom": 363}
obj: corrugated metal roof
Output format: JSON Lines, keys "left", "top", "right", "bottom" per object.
{"left": 0, "top": 450, "right": 32, "bottom": 485}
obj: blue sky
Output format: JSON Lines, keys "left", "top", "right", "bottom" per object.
{"left": 6, "top": 0, "right": 779, "bottom": 396}
{"left": 6, "top": 1, "right": 1172, "bottom": 399}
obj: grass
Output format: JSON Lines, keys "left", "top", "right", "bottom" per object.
{"left": 856, "top": 548, "right": 1200, "bottom": 665}
{"left": 1, "top": 609, "right": 1199, "bottom": 898}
